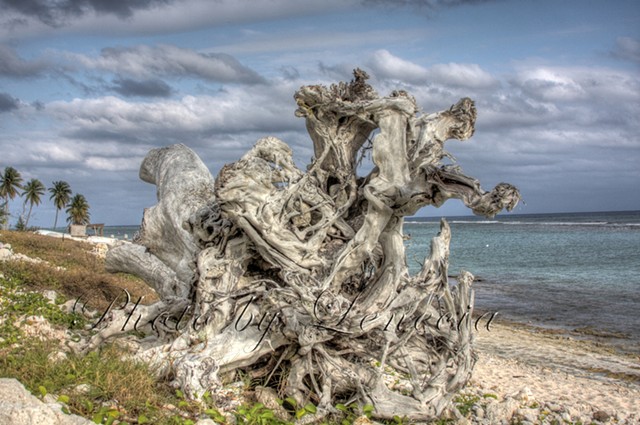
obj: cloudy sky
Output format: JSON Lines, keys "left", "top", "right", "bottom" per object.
{"left": 1, "top": 0, "right": 639, "bottom": 227}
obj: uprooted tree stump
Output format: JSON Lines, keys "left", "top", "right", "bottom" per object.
{"left": 96, "top": 69, "right": 520, "bottom": 422}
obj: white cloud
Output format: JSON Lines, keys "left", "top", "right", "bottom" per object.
{"left": 85, "top": 156, "right": 141, "bottom": 171}
{"left": 367, "top": 49, "right": 429, "bottom": 83}
{"left": 31, "top": 142, "right": 84, "bottom": 163}
{"left": 47, "top": 83, "right": 302, "bottom": 143}
{"left": 511, "top": 65, "right": 640, "bottom": 105}
{"left": 212, "top": 29, "right": 425, "bottom": 56}
{"left": 0, "top": 0, "right": 359, "bottom": 41}
{"left": 426, "top": 63, "right": 498, "bottom": 89}
{"left": 24, "top": 80, "right": 313, "bottom": 188}
{"left": 367, "top": 50, "right": 497, "bottom": 91}
{"left": 105, "top": 0, "right": 357, "bottom": 35}
{"left": 1, "top": 1, "right": 639, "bottom": 224}
{"left": 513, "top": 68, "right": 587, "bottom": 102}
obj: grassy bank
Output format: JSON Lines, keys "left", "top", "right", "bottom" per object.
{"left": 0, "top": 231, "right": 156, "bottom": 310}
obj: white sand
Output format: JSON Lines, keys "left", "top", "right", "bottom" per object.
{"left": 466, "top": 321, "right": 640, "bottom": 423}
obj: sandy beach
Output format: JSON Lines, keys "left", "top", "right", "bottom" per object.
{"left": 462, "top": 321, "right": 640, "bottom": 424}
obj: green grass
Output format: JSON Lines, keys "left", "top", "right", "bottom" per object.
{"left": 0, "top": 336, "right": 232, "bottom": 424}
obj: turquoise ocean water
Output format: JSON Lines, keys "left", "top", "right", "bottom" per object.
{"left": 85, "top": 211, "right": 640, "bottom": 351}
{"left": 405, "top": 210, "right": 640, "bottom": 352}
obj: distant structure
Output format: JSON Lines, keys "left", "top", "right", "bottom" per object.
{"left": 68, "top": 223, "right": 104, "bottom": 237}
{"left": 87, "top": 223, "right": 104, "bottom": 236}
{"left": 69, "top": 224, "right": 86, "bottom": 237}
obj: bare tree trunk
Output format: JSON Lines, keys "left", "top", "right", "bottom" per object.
{"left": 98, "top": 70, "right": 520, "bottom": 422}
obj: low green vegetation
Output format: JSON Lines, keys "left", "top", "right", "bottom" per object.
{"left": 453, "top": 393, "right": 480, "bottom": 417}
{"left": 0, "top": 274, "right": 85, "bottom": 346}
{"left": 0, "top": 231, "right": 219, "bottom": 424}
{"left": 1, "top": 340, "right": 175, "bottom": 423}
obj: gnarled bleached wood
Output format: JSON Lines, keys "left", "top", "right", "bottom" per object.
{"left": 95, "top": 69, "right": 520, "bottom": 422}
{"left": 137, "top": 143, "right": 216, "bottom": 284}
{"left": 105, "top": 243, "right": 188, "bottom": 299}
{"left": 216, "top": 136, "right": 354, "bottom": 274}
{"left": 294, "top": 70, "right": 379, "bottom": 212}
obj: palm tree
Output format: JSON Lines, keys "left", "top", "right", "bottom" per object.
{"left": 21, "top": 178, "right": 46, "bottom": 228}
{"left": 49, "top": 181, "right": 72, "bottom": 230}
{"left": 0, "top": 167, "right": 23, "bottom": 230}
{"left": 66, "top": 194, "right": 91, "bottom": 225}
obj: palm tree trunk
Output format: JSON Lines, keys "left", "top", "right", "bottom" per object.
{"left": 53, "top": 209, "right": 59, "bottom": 230}
{"left": 25, "top": 204, "right": 34, "bottom": 227}
{"left": 2, "top": 197, "right": 9, "bottom": 230}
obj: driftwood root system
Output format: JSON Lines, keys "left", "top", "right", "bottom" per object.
{"left": 99, "top": 70, "right": 520, "bottom": 422}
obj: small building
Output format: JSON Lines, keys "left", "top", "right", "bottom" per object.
{"left": 69, "top": 224, "right": 87, "bottom": 237}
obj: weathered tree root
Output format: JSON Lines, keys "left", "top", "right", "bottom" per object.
{"left": 98, "top": 69, "right": 520, "bottom": 422}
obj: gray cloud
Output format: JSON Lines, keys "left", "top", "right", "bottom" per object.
{"left": 71, "top": 45, "right": 266, "bottom": 84}
{"left": 318, "top": 62, "right": 359, "bottom": 82}
{"left": 508, "top": 66, "right": 640, "bottom": 111}
{"left": 3, "top": 41, "right": 640, "bottom": 225}
{"left": 362, "top": 0, "right": 495, "bottom": 13}
{"left": 1, "top": 0, "right": 637, "bottom": 228}
{"left": 46, "top": 82, "right": 302, "bottom": 145}
{"left": 611, "top": 37, "right": 640, "bottom": 64}
{"left": 0, "top": 44, "right": 49, "bottom": 77}
{"left": 0, "top": 1, "right": 361, "bottom": 43}
{"left": 0, "top": 0, "right": 172, "bottom": 27}
{"left": 111, "top": 77, "right": 173, "bottom": 97}
{"left": 32, "top": 100, "right": 45, "bottom": 110}
{"left": 0, "top": 92, "right": 20, "bottom": 112}
{"left": 279, "top": 66, "right": 300, "bottom": 81}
